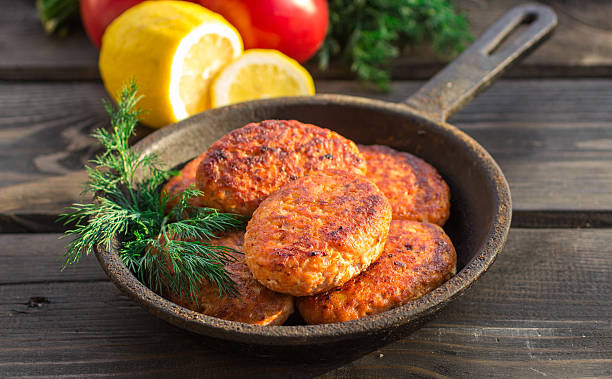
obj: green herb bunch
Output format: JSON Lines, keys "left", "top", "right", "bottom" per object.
{"left": 318, "top": 0, "right": 472, "bottom": 89}
{"left": 36, "top": 0, "right": 80, "bottom": 36}
{"left": 61, "top": 82, "right": 245, "bottom": 300}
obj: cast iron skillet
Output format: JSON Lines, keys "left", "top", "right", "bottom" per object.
{"left": 95, "top": 4, "right": 556, "bottom": 359}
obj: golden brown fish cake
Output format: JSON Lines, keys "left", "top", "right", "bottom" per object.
{"left": 244, "top": 171, "right": 392, "bottom": 297}
{"left": 297, "top": 220, "right": 456, "bottom": 324}
{"left": 166, "top": 231, "right": 294, "bottom": 325}
{"left": 196, "top": 120, "right": 367, "bottom": 216}
{"left": 359, "top": 145, "right": 450, "bottom": 225}
{"left": 161, "top": 152, "right": 207, "bottom": 211}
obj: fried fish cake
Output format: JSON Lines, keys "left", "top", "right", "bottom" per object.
{"left": 196, "top": 120, "right": 367, "bottom": 216}
{"left": 161, "top": 152, "right": 206, "bottom": 211}
{"left": 359, "top": 145, "right": 450, "bottom": 225}
{"left": 297, "top": 220, "right": 456, "bottom": 324}
{"left": 244, "top": 171, "right": 392, "bottom": 297}
{"left": 167, "top": 231, "right": 294, "bottom": 325}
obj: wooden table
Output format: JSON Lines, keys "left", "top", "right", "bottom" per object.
{"left": 1, "top": 1, "right": 610, "bottom": 377}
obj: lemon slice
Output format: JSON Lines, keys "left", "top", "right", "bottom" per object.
{"left": 210, "top": 49, "right": 315, "bottom": 108}
{"left": 99, "top": 1, "right": 243, "bottom": 128}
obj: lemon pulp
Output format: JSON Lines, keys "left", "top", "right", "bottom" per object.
{"left": 177, "top": 32, "right": 237, "bottom": 116}
{"left": 211, "top": 49, "right": 315, "bottom": 108}
{"left": 228, "top": 64, "right": 303, "bottom": 103}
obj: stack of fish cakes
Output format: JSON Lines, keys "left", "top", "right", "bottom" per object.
{"left": 162, "top": 119, "right": 456, "bottom": 325}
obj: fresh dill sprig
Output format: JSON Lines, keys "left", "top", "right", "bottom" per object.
{"left": 318, "top": 0, "right": 473, "bottom": 90}
{"left": 60, "top": 81, "right": 245, "bottom": 299}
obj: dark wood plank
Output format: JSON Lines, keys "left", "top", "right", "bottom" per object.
{"left": 0, "top": 81, "right": 106, "bottom": 231}
{"left": 511, "top": 210, "right": 612, "bottom": 228}
{"left": 0, "top": 0, "right": 99, "bottom": 80}
{"left": 386, "top": 0, "right": 612, "bottom": 79}
{"left": 2, "top": 0, "right": 612, "bottom": 80}
{"left": 0, "top": 234, "right": 107, "bottom": 284}
{"left": 0, "top": 82, "right": 107, "bottom": 185}
{"left": 1, "top": 79, "right": 611, "bottom": 231}
{"left": 0, "top": 82, "right": 152, "bottom": 232}
{"left": 321, "top": 79, "right": 612, "bottom": 215}
{"left": 0, "top": 229, "right": 610, "bottom": 377}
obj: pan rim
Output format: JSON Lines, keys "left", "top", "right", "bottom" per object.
{"left": 94, "top": 94, "right": 512, "bottom": 345}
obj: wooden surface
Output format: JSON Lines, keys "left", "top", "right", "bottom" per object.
{"left": 2, "top": 230, "right": 610, "bottom": 377}
{"left": 1, "top": 79, "right": 612, "bottom": 231}
{"left": 3, "top": 0, "right": 612, "bottom": 80}
{"left": 1, "top": 0, "right": 611, "bottom": 377}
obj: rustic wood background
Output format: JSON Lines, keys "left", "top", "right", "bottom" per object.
{"left": 0, "top": 0, "right": 610, "bottom": 377}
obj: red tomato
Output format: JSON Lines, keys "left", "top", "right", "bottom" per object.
{"left": 196, "top": 0, "right": 328, "bottom": 62}
{"left": 80, "top": 0, "right": 146, "bottom": 49}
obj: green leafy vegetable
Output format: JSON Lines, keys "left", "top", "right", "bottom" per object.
{"left": 36, "top": 0, "right": 80, "bottom": 36}
{"left": 60, "top": 82, "right": 245, "bottom": 300}
{"left": 318, "top": 0, "right": 472, "bottom": 89}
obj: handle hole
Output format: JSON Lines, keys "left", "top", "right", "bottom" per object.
{"left": 486, "top": 12, "right": 538, "bottom": 56}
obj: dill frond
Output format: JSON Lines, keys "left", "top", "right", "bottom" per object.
{"left": 60, "top": 81, "right": 245, "bottom": 300}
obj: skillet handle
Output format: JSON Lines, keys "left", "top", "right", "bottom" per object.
{"left": 403, "top": 4, "right": 557, "bottom": 123}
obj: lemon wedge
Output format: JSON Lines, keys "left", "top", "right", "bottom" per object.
{"left": 210, "top": 49, "right": 315, "bottom": 108}
{"left": 99, "top": 1, "right": 243, "bottom": 128}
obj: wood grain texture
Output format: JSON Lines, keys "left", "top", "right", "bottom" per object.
{"left": 1, "top": 79, "right": 611, "bottom": 231}
{"left": 0, "top": 82, "right": 106, "bottom": 232}
{"left": 0, "top": 229, "right": 610, "bottom": 377}
{"left": 321, "top": 79, "right": 612, "bottom": 214}
{"left": 0, "top": 233, "right": 106, "bottom": 284}
{"left": 0, "top": 82, "right": 107, "bottom": 184}
{"left": 385, "top": 0, "right": 612, "bottom": 79}
{"left": 0, "top": 0, "right": 99, "bottom": 80}
{"left": 0, "top": 82, "right": 152, "bottom": 232}
{"left": 2, "top": 0, "right": 612, "bottom": 80}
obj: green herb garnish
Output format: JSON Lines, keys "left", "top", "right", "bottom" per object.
{"left": 60, "top": 82, "right": 245, "bottom": 300}
{"left": 36, "top": 0, "right": 80, "bottom": 36}
{"left": 318, "top": 0, "right": 473, "bottom": 89}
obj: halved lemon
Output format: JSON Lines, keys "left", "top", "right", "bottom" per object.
{"left": 99, "top": 1, "right": 243, "bottom": 128}
{"left": 210, "top": 49, "right": 315, "bottom": 108}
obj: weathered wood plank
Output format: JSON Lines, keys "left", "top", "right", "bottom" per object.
{"left": 510, "top": 210, "right": 612, "bottom": 228}
{"left": 0, "top": 233, "right": 106, "bottom": 284}
{"left": 0, "top": 0, "right": 99, "bottom": 81}
{"left": 1, "top": 79, "right": 611, "bottom": 231}
{"left": 0, "top": 82, "right": 151, "bottom": 232}
{"left": 0, "top": 81, "right": 107, "bottom": 231}
{"left": 2, "top": 0, "right": 612, "bottom": 80}
{"left": 0, "top": 82, "right": 107, "bottom": 184}
{"left": 0, "top": 229, "right": 610, "bottom": 377}
{"left": 321, "top": 79, "right": 612, "bottom": 215}
{"left": 388, "top": 0, "right": 612, "bottom": 79}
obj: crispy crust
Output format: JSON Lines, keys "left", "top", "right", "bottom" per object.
{"left": 297, "top": 220, "right": 457, "bottom": 324}
{"left": 166, "top": 231, "right": 294, "bottom": 325}
{"left": 244, "top": 171, "right": 392, "bottom": 296}
{"left": 196, "top": 120, "right": 367, "bottom": 216}
{"left": 161, "top": 152, "right": 207, "bottom": 211}
{"left": 359, "top": 145, "right": 450, "bottom": 225}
